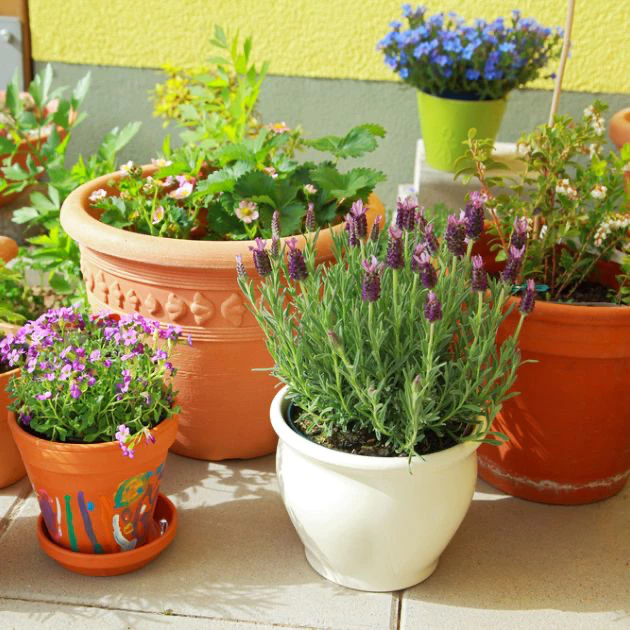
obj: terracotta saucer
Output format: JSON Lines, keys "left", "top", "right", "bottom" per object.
{"left": 36, "top": 493, "right": 177, "bottom": 576}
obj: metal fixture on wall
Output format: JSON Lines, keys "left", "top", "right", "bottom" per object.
{"left": 0, "top": 0, "right": 31, "bottom": 88}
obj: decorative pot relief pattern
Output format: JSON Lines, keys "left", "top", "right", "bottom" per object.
{"left": 191, "top": 292, "right": 214, "bottom": 325}
{"left": 95, "top": 272, "right": 109, "bottom": 304}
{"left": 109, "top": 282, "right": 124, "bottom": 309}
{"left": 165, "top": 293, "right": 187, "bottom": 322}
{"left": 144, "top": 293, "right": 160, "bottom": 315}
{"left": 221, "top": 293, "right": 246, "bottom": 327}
{"left": 126, "top": 289, "right": 141, "bottom": 312}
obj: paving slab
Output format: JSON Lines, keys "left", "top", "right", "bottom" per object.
{"left": 0, "top": 477, "right": 30, "bottom": 535}
{"left": 0, "top": 453, "right": 394, "bottom": 630}
{"left": 0, "top": 598, "right": 281, "bottom": 629}
{"left": 401, "top": 480, "right": 630, "bottom": 630}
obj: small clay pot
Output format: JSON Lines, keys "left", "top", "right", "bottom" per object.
{"left": 9, "top": 414, "right": 178, "bottom": 553}
{"left": 0, "top": 368, "right": 26, "bottom": 488}
{"left": 0, "top": 235, "right": 18, "bottom": 263}
{"left": 609, "top": 107, "right": 630, "bottom": 150}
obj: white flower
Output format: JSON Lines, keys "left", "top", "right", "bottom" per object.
{"left": 588, "top": 144, "right": 599, "bottom": 158}
{"left": 235, "top": 200, "right": 259, "bottom": 224}
{"left": 152, "top": 205, "right": 165, "bottom": 224}
{"left": 593, "top": 213, "right": 630, "bottom": 248}
{"left": 88, "top": 188, "right": 107, "bottom": 203}
{"left": 264, "top": 166, "right": 278, "bottom": 179}
{"left": 591, "top": 184, "right": 607, "bottom": 200}
{"left": 169, "top": 182, "right": 193, "bottom": 199}
{"left": 304, "top": 184, "right": 317, "bottom": 195}
{"left": 539, "top": 225, "right": 548, "bottom": 239}
{"left": 555, "top": 178, "right": 578, "bottom": 200}
{"left": 119, "top": 160, "right": 135, "bottom": 177}
{"left": 151, "top": 158, "right": 172, "bottom": 168}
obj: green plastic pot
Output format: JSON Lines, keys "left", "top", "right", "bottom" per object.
{"left": 417, "top": 91, "right": 508, "bottom": 172}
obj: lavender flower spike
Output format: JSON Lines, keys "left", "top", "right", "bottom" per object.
{"left": 287, "top": 238, "right": 308, "bottom": 281}
{"left": 464, "top": 201, "right": 484, "bottom": 240}
{"left": 345, "top": 213, "right": 359, "bottom": 247}
{"left": 519, "top": 278, "right": 537, "bottom": 315}
{"left": 235, "top": 254, "right": 247, "bottom": 279}
{"left": 350, "top": 199, "right": 368, "bottom": 237}
{"left": 471, "top": 255, "right": 488, "bottom": 292}
{"left": 424, "top": 291, "right": 443, "bottom": 323}
{"left": 445, "top": 212, "right": 467, "bottom": 257}
{"left": 410, "top": 242, "right": 427, "bottom": 272}
{"left": 423, "top": 223, "right": 439, "bottom": 254}
{"left": 386, "top": 226, "right": 404, "bottom": 269}
{"left": 415, "top": 251, "right": 437, "bottom": 289}
{"left": 370, "top": 215, "right": 382, "bottom": 242}
{"left": 510, "top": 217, "right": 529, "bottom": 249}
{"left": 395, "top": 196, "right": 418, "bottom": 231}
{"left": 361, "top": 256, "right": 384, "bottom": 302}
{"left": 271, "top": 210, "right": 281, "bottom": 239}
{"left": 249, "top": 238, "right": 272, "bottom": 277}
{"left": 305, "top": 202, "right": 316, "bottom": 233}
{"left": 502, "top": 245, "right": 525, "bottom": 284}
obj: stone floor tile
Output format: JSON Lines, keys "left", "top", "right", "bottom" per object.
{"left": 0, "top": 453, "right": 394, "bottom": 630}
{"left": 400, "top": 481, "right": 629, "bottom": 630}
{"left": 0, "top": 477, "right": 30, "bottom": 533}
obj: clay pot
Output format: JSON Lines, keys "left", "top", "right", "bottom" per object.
{"left": 0, "top": 235, "right": 18, "bottom": 263}
{"left": 0, "top": 96, "right": 74, "bottom": 207}
{"left": 478, "top": 297, "right": 630, "bottom": 504}
{"left": 0, "top": 368, "right": 26, "bottom": 488}
{"left": 9, "top": 414, "right": 177, "bottom": 553}
{"left": 609, "top": 107, "right": 630, "bottom": 150}
{"left": 60, "top": 165, "right": 385, "bottom": 461}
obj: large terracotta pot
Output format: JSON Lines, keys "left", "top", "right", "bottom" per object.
{"left": 478, "top": 297, "right": 630, "bottom": 505}
{"left": 61, "top": 166, "right": 385, "bottom": 461}
{"left": 0, "top": 368, "right": 26, "bottom": 488}
{"left": 9, "top": 414, "right": 177, "bottom": 553}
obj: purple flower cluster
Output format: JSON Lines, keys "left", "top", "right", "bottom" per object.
{"left": 361, "top": 256, "right": 384, "bottom": 302}
{"left": 378, "top": 5, "right": 562, "bottom": 100}
{"left": 0, "top": 306, "right": 182, "bottom": 453}
{"left": 249, "top": 238, "right": 272, "bottom": 277}
{"left": 287, "top": 238, "right": 308, "bottom": 281}
{"left": 445, "top": 213, "right": 467, "bottom": 257}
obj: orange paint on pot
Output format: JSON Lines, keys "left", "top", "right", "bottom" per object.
{"left": 0, "top": 369, "right": 26, "bottom": 488}
{"left": 9, "top": 414, "right": 177, "bottom": 553}
{"left": 479, "top": 297, "right": 630, "bottom": 505}
{"left": 61, "top": 166, "right": 385, "bottom": 461}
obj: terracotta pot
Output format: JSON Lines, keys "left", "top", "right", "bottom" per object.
{"left": 609, "top": 107, "right": 630, "bottom": 150}
{"left": 9, "top": 414, "right": 177, "bottom": 553}
{"left": 478, "top": 297, "right": 630, "bottom": 504}
{"left": 60, "top": 165, "right": 385, "bottom": 461}
{"left": 0, "top": 235, "right": 18, "bottom": 263}
{"left": 0, "top": 96, "right": 74, "bottom": 208}
{"left": 0, "top": 368, "right": 26, "bottom": 488}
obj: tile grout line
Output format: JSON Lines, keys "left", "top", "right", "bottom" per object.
{"left": 0, "top": 595, "right": 336, "bottom": 629}
{"left": 389, "top": 590, "right": 404, "bottom": 630}
{"left": 0, "top": 485, "right": 32, "bottom": 542}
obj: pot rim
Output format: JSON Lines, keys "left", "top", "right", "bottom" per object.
{"left": 506, "top": 294, "right": 630, "bottom": 323}
{"left": 60, "top": 165, "right": 384, "bottom": 269}
{"left": 417, "top": 90, "right": 508, "bottom": 105}
{"left": 8, "top": 412, "right": 177, "bottom": 454}
{"left": 270, "top": 386, "right": 481, "bottom": 472}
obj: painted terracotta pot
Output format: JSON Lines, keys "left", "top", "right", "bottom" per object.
{"left": 9, "top": 414, "right": 177, "bottom": 554}
{"left": 0, "top": 96, "right": 73, "bottom": 208}
{"left": 0, "top": 369, "right": 26, "bottom": 488}
{"left": 60, "top": 165, "right": 384, "bottom": 461}
{"left": 478, "top": 297, "right": 630, "bottom": 505}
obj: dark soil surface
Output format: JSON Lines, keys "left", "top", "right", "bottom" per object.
{"left": 289, "top": 406, "right": 459, "bottom": 457}
{"left": 554, "top": 281, "right": 616, "bottom": 305}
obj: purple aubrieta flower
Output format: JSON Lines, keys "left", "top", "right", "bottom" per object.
{"left": 519, "top": 278, "right": 537, "bottom": 315}
{"left": 471, "top": 255, "right": 488, "bottom": 292}
{"left": 70, "top": 381, "right": 82, "bottom": 400}
{"left": 445, "top": 213, "right": 467, "bottom": 257}
{"left": 287, "top": 238, "right": 308, "bottom": 281}
{"left": 35, "top": 391, "right": 52, "bottom": 401}
{"left": 361, "top": 256, "right": 384, "bottom": 302}
{"left": 89, "top": 349, "right": 101, "bottom": 362}
{"left": 349, "top": 200, "right": 368, "bottom": 238}
{"left": 502, "top": 245, "right": 526, "bottom": 284}
{"left": 249, "top": 238, "right": 272, "bottom": 278}
{"left": 386, "top": 226, "right": 404, "bottom": 269}
{"left": 424, "top": 291, "right": 443, "bottom": 323}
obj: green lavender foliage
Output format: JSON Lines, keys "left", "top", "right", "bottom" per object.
{"left": 240, "top": 213, "right": 529, "bottom": 457}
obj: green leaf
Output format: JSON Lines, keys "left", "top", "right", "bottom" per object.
{"left": 72, "top": 72, "right": 91, "bottom": 106}
{"left": 234, "top": 171, "right": 298, "bottom": 209}
{"left": 11, "top": 207, "right": 40, "bottom": 224}
{"left": 306, "top": 124, "right": 386, "bottom": 160}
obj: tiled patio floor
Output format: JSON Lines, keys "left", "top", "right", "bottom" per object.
{"left": 0, "top": 453, "right": 628, "bottom": 629}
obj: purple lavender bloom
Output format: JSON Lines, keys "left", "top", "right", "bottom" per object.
{"left": 305, "top": 202, "right": 316, "bottom": 233}
{"left": 471, "top": 255, "right": 488, "bottom": 292}
{"left": 469, "top": 191, "right": 488, "bottom": 209}
{"left": 386, "top": 226, "right": 404, "bottom": 269}
{"left": 502, "top": 245, "right": 525, "bottom": 284}
{"left": 423, "top": 223, "right": 439, "bottom": 254}
{"left": 414, "top": 207, "right": 427, "bottom": 232}
{"left": 424, "top": 291, "right": 443, "bottom": 323}
{"left": 395, "top": 196, "right": 418, "bottom": 231}
{"left": 370, "top": 215, "right": 382, "bottom": 242}
{"left": 271, "top": 210, "right": 281, "bottom": 239}
{"left": 270, "top": 235, "right": 280, "bottom": 258}
{"left": 235, "top": 254, "right": 247, "bottom": 278}
{"left": 350, "top": 200, "right": 368, "bottom": 237}
{"left": 345, "top": 213, "right": 359, "bottom": 247}
{"left": 249, "top": 238, "right": 272, "bottom": 277}
{"left": 445, "top": 213, "right": 467, "bottom": 257}
{"left": 287, "top": 238, "right": 308, "bottom": 281}
{"left": 361, "top": 256, "right": 384, "bottom": 302}
{"left": 519, "top": 278, "right": 537, "bottom": 315}
{"left": 510, "top": 217, "right": 529, "bottom": 250}
{"left": 464, "top": 202, "right": 484, "bottom": 240}
{"left": 410, "top": 242, "right": 427, "bottom": 272}
{"left": 415, "top": 251, "right": 437, "bottom": 289}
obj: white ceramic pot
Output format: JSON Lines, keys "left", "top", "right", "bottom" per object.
{"left": 270, "top": 386, "right": 482, "bottom": 592}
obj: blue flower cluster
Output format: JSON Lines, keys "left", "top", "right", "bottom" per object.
{"left": 378, "top": 5, "right": 562, "bottom": 101}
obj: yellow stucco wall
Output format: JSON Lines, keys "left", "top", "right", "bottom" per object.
{"left": 29, "top": 0, "right": 629, "bottom": 94}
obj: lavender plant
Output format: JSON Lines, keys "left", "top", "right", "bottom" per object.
{"left": 239, "top": 198, "right": 535, "bottom": 457}
{"left": 457, "top": 101, "right": 630, "bottom": 303}
{"left": 0, "top": 307, "right": 183, "bottom": 456}
{"left": 378, "top": 5, "right": 561, "bottom": 101}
